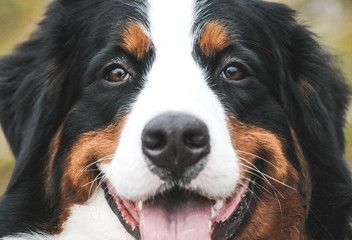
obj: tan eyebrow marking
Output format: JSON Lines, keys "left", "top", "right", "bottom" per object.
{"left": 200, "top": 21, "right": 229, "bottom": 57}
{"left": 121, "top": 22, "right": 151, "bottom": 59}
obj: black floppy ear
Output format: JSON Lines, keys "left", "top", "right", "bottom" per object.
{"left": 0, "top": 2, "right": 79, "bottom": 191}
{"left": 0, "top": 41, "right": 66, "bottom": 191}
{"left": 281, "top": 28, "right": 349, "bottom": 156}
{"left": 0, "top": 38, "right": 52, "bottom": 158}
{"left": 273, "top": 11, "right": 352, "bottom": 239}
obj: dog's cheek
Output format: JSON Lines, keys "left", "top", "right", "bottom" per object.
{"left": 227, "top": 119, "right": 292, "bottom": 181}
{"left": 62, "top": 121, "right": 126, "bottom": 203}
{"left": 227, "top": 119, "right": 307, "bottom": 239}
{"left": 45, "top": 114, "right": 127, "bottom": 206}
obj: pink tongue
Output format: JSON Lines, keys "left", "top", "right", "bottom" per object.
{"left": 140, "top": 196, "right": 212, "bottom": 240}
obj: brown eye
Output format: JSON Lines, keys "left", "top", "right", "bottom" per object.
{"left": 221, "top": 65, "right": 245, "bottom": 81}
{"left": 106, "top": 67, "right": 130, "bottom": 82}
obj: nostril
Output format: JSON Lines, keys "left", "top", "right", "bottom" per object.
{"left": 183, "top": 130, "right": 209, "bottom": 149}
{"left": 142, "top": 130, "right": 167, "bottom": 150}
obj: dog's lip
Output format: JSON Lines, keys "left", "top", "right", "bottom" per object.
{"left": 102, "top": 177, "right": 255, "bottom": 239}
{"left": 104, "top": 181, "right": 140, "bottom": 230}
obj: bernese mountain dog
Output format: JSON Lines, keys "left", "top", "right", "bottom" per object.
{"left": 0, "top": 0, "right": 351, "bottom": 239}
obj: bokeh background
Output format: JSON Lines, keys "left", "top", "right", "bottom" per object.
{"left": 0, "top": 0, "right": 351, "bottom": 194}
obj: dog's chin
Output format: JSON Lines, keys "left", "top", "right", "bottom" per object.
{"left": 101, "top": 177, "right": 255, "bottom": 240}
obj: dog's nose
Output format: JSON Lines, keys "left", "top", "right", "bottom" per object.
{"left": 142, "top": 113, "right": 210, "bottom": 174}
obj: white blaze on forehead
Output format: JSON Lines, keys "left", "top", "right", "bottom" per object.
{"left": 148, "top": 0, "right": 196, "bottom": 78}
{"left": 100, "top": 0, "right": 240, "bottom": 201}
{"left": 144, "top": 0, "right": 209, "bottom": 112}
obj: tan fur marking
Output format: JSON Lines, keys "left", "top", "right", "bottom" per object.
{"left": 61, "top": 117, "right": 127, "bottom": 205}
{"left": 227, "top": 118, "right": 307, "bottom": 239}
{"left": 200, "top": 21, "right": 229, "bottom": 57}
{"left": 121, "top": 22, "right": 151, "bottom": 59}
{"left": 44, "top": 115, "right": 127, "bottom": 233}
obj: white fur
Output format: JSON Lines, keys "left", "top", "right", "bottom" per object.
{"left": 100, "top": 0, "right": 239, "bottom": 202}
{"left": 3, "top": 189, "right": 132, "bottom": 240}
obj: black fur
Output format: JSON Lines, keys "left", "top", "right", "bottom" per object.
{"left": 0, "top": 0, "right": 351, "bottom": 239}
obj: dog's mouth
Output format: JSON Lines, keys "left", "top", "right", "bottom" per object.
{"left": 101, "top": 177, "right": 255, "bottom": 240}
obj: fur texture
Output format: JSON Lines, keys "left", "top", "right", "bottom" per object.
{"left": 0, "top": 0, "right": 351, "bottom": 239}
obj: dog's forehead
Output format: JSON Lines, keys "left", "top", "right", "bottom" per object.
{"left": 117, "top": 0, "right": 233, "bottom": 62}
{"left": 147, "top": 0, "right": 196, "bottom": 44}
{"left": 146, "top": 0, "right": 199, "bottom": 80}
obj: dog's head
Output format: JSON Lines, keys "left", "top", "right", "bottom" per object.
{"left": 0, "top": 0, "right": 351, "bottom": 239}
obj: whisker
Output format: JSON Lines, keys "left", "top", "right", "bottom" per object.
{"left": 239, "top": 163, "right": 267, "bottom": 181}
{"left": 83, "top": 171, "right": 102, "bottom": 189}
{"left": 237, "top": 178, "right": 261, "bottom": 202}
{"left": 77, "top": 154, "right": 115, "bottom": 178}
{"left": 239, "top": 157, "right": 294, "bottom": 191}
{"left": 239, "top": 157, "right": 270, "bottom": 183}
{"left": 273, "top": 190, "right": 284, "bottom": 228}
{"left": 239, "top": 158, "right": 286, "bottom": 198}
{"left": 240, "top": 172, "right": 273, "bottom": 196}
{"left": 85, "top": 154, "right": 115, "bottom": 170}
{"left": 237, "top": 150, "right": 281, "bottom": 172}
{"left": 85, "top": 171, "right": 105, "bottom": 198}
{"left": 261, "top": 173, "right": 295, "bottom": 191}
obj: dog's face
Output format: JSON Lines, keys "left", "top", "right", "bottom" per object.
{"left": 0, "top": 0, "right": 351, "bottom": 240}
{"left": 49, "top": 1, "right": 306, "bottom": 239}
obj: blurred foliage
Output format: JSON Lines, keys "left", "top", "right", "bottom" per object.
{"left": 0, "top": 0, "right": 50, "bottom": 55}
{"left": 0, "top": 0, "right": 351, "bottom": 194}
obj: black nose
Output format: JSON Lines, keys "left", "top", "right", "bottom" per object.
{"left": 142, "top": 113, "right": 210, "bottom": 175}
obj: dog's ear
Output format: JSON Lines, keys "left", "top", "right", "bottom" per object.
{"left": 264, "top": 3, "right": 352, "bottom": 238}
{"left": 281, "top": 30, "right": 349, "bottom": 157}
{"left": 282, "top": 29, "right": 352, "bottom": 240}
{"left": 282, "top": 29, "right": 349, "bottom": 157}
{"left": 0, "top": 2, "right": 79, "bottom": 191}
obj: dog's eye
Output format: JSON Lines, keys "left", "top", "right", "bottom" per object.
{"left": 106, "top": 67, "right": 131, "bottom": 82}
{"left": 220, "top": 65, "right": 245, "bottom": 81}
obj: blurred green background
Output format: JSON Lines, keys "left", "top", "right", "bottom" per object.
{"left": 0, "top": 0, "right": 351, "bottom": 195}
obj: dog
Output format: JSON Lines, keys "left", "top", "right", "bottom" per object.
{"left": 0, "top": 0, "right": 351, "bottom": 239}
